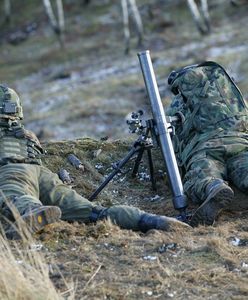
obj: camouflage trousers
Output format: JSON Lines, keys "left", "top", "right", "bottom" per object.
{"left": 183, "top": 138, "right": 248, "bottom": 204}
{"left": 0, "top": 163, "right": 144, "bottom": 230}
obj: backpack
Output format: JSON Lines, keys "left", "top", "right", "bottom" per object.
{"left": 168, "top": 61, "right": 248, "bottom": 134}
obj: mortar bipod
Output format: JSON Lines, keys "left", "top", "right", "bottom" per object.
{"left": 89, "top": 119, "right": 157, "bottom": 201}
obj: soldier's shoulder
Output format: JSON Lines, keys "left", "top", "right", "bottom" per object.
{"left": 23, "top": 129, "right": 41, "bottom": 145}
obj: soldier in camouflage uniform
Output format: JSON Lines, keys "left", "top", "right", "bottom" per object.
{"left": 166, "top": 61, "right": 248, "bottom": 227}
{"left": 0, "top": 85, "right": 188, "bottom": 238}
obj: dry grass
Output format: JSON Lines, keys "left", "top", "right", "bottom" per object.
{"left": 39, "top": 138, "right": 248, "bottom": 299}
{"left": 0, "top": 139, "right": 248, "bottom": 300}
{"left": 0, "top": 1, "right": 248, "bottom": 298}
{"left": 0, "top": 218, "right": 74, "bottom": 300}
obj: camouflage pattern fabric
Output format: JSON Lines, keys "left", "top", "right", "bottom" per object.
{"left": 167, "top": 62, "right": 248, "bottom": 204}
{"left": 0, "top": 115, "right": 147, "bottom": 229}
{"left": 0, "top": 163, "right": 145, "bottom": 229}
{"left": 183, "top": 141, "right": 248, "bottom": 204}
{"left": 106, "top": 205, "right": 143, "bottom": 230}
{"left": 0, "top": 82, "right": 150, "bottom": 231}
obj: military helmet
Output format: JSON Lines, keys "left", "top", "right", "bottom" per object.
{"left": 168, "top": 64, "right": 199, "bottom": 95}
{"left": 0, "top": 85, "right": 23, "bottom": 119}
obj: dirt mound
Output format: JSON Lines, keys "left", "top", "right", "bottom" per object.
{"left": 35, "top": 138, "right": 248, "bottom": 299}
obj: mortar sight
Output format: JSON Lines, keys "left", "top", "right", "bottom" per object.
{"left": 126, "top": 110, "right": 146, "bottom": 134}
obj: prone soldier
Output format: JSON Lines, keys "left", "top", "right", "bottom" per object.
{"left": 166, "top": 61, "right": 248, "bottom": 227}
{"left": 0, "top": 85, "right": 188, "bottom": 238}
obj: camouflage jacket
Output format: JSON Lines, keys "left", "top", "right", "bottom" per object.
{"left": 166, "top": 62, "right": 248, "bottom": 168}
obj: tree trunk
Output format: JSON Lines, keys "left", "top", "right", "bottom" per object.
{"left": 56, "top": 0, "right": 65, "bottom": 47}
{"left": 42, "top": 0, "right": 65, "bottom": 48}
{"left": 128, "top": 0, "right": 144, "bottom": 47}
{"left": 121, "top": 0, "right": 130, "bottom": 54}
{"left": 200, "top": 0, "right": 211, "bottom": 33}
{"left": 4, "top": 0, "right": 11, "bottom": 23}
{"left": 187, "top": 0, "right": 210, "bottom": 35}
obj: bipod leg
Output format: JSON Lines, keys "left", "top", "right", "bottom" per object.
{"left": 131, "top": 148, "right": 145, "bottom": 177}
{"left": 89, "top": 145, "right": 141, "bottom": 201}
{"left": 176, "top": 209, "right": 192, "bottom": 224}
{"left": 147, "top": 148, "right": 156, "bottom": 190}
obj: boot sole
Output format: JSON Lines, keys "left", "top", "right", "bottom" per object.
{"left": 190, "top": 186, "right": 234, "bottom": 227}
{"left": 23, "top": 206, "right": 62, "bottom": 233}
{"left": 6, "top": 206, "right": 62, "bottom": 239}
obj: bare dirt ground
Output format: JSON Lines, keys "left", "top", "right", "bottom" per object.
{"left": 36, "top": 139, "right": 248, "bottom": 299}
{"left": 0, "top": 0, "right": 248, "bottom": 299}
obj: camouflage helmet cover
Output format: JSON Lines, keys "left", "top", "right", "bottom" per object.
{"left": 167, "top": 63, "right": 199, "bottom": 95}
{"left": 0, "top": 85, "right": 23, "bottom": 119}
{"left": 167, "top": 61, "right": 244, "bottom": 99}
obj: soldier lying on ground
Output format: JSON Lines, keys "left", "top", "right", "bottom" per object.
{"left": 0, "top": 85, "right": 189, "bottom": 238}
{"left": 166, "top": 61, "right": 248, "bottom": 227}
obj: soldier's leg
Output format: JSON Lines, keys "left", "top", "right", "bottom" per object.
{"left": 184, "top": 152, "right": 227, "bottom": 204}
{"left": 227, "top": 151, "right": 248, "bottom": 192}
{"left": 39, "top": 166, "right": 189, "bottom": 231}
{"left": 184, "top": 152, "right": 234, "bottom": 226}
{"left": 39, "top": 165, "right": 94, "bottom": 221}
{"left": 0, "top": 164, "right": 61, "bottom": 238}
{"left": 0, "top": 164, "right": 42, "bottom": 217}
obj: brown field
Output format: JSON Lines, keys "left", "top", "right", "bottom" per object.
{"left": 1, "top": 138, "right": 248, "bottom": 299}
{"left": 42, "top": 139, "right": 248, "bottom": 300}
{"left": 0, "top": 0, "right": 248, "bottom": 299}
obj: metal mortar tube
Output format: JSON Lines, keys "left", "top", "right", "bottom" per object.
{"left": 137, "top": 50, "right": 187, "bottom": 211}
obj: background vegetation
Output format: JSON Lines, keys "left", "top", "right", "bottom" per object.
{"left": 0, "top": 0, "right": 248, "bottom": 299}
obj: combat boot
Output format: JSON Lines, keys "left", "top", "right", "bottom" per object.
{"left": 89, "top": 205, "right": 190, "bottom": 232}
{"left": 190, "top": 180, "right": 234, "bottom": 227}
{"left": 5, "top": 205, "right": 62, "bottom": 239}
{"left": 138, "top": 213, "right": 190, "bottom": 232}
